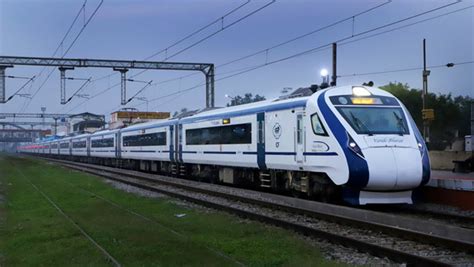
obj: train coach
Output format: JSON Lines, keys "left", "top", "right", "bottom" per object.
{"left": 18, "top": 85, "right": 431, "bottom": 205}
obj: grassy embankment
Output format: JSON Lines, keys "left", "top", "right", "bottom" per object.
{"left": 0, "top": 155, "right": 342, "bottom": 266}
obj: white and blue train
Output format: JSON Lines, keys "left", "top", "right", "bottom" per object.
{"left": 19, "top": 85, "right": 430, "bottom": 205}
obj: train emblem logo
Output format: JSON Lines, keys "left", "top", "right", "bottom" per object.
{"left": 272, "top": 123, "right": 282, "bottom": 139}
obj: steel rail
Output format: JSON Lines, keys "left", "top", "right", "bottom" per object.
{"left": 46, "top": 157, "right": 474, "bottom": 253}
{"left": 56, "top": 161, "right": 451, "bottom": 266}
{"left": 35, "top": 157, "right": 474, "bottom": 265}
{"left": 367, "top": 205, "right": 474, "bottom": 229}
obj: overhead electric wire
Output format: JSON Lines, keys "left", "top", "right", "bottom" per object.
{"left": 6, "top": 76, "right": 36, "bottom": 102}
{"left": 80, "top": 0, "right": 388, "bottom": 108}
{"left": 90, "top": 0, "right": 252, "bottom": 84}
{"left": 73, "top": 0, "right": 465, "bottom": 114}
{"left": 122, "top": 0, "right": 385, "bottom": 100}
{"left": 132, "top": 0, "right": 465, "bottom": 110}
{"left": 68, "top": 0, "right": 276, "bottom": 111}
{"left": 337, "top": 4, "right": 473, "bottom": 47}
{"left": 108, "top": 0, "right": 276, "bottom": 92}
{"left": 133, "top": 0, "right": 391, "bottom": 91}
{"left": 144, "top": 0, "right": 252, "bottom": 61}
{"left": 338, "top": 60, "right": 474, "bottom": 77}
{"left": 217, "top": 0, "right": 392, "bottom": 69}
{"left": 126, "top": 80, "right": 153, "bottom": 103}
{"left": 65, "top": 78, "right": 92, "bottom": 103}
{"left": 20, "top": 0, "right": 104, "bottom": 113}
{"left": 165, "top": 0, "right": 276, "bottom": 60}
{"left": 16, "top": 0, "right": 88, "bottom": 113}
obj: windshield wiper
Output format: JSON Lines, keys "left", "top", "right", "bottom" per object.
{"left": 393, "top": 111, "right": 407, "bottom": 136}
{"left": 350, "top": 112, "right": 373, "bottom": 136}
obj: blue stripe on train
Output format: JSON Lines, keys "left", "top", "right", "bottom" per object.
{"left": 405, "top": 106, "right": 431, "bottom": 186}
{"left": 317, "top": 91, "right": 370, "bottom": 188}
{"left": 203, "top": 151, "right": 236, "bottom": 155}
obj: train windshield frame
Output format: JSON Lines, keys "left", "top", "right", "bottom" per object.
{"left": 336, "top": 106, "right": 410, "bottom": 135}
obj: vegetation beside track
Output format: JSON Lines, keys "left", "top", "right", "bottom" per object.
{"left": 0, "top": 155, "right": 340, "bottom": 266}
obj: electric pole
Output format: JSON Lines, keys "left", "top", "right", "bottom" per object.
{"left": 421, "top": 39, "right": 433, "bottom": 143}
{"left": 331, "top": 43, "right": 337, "bottom": 86}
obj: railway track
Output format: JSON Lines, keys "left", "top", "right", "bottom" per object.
{"left": 366, "top": 205, "right": 474, "bottom": 230}
{"left": 43, "top": 157, "right": 474, "bottom": 266}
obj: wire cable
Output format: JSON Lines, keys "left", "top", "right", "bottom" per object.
{"left": 20, "top": 0, "right": 104, "bottom": 112}
{"left": 94, "top": 0, "right": 392, "bottom": 103}
{"left": 135, "top": 1, "right": 466, "bottom": 110}
{"left": 89, "top": 0, "right": 252, "bottom": 83}
{"left": 65, "top": 78, "right": 92, "bottom": 103}
{"left": 78, "top": 0, "right": 276, "bottom": 105}
{"left": 338, "top": 60, "right": 474, "bottom": 77}
{"left": 6, "top": 76, "right": 36, "bottom": 102}
{"left": 144, "top": 0, "right": 251, "bottom": 61}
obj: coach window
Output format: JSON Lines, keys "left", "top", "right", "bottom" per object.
{"left": 60, "top": 143, "right": 69, "bottom": 149}
{"left": 186, "top": 123, "right": 252, "bottom": 145}
{"left": 91, "top": 138, "right": 114, "bottom": 148}
{"left": 123, "top": 132, "right": 166, "bottom": 147}
{"left": 311, "top": 113, "right": 328, "bottom": 136}
{"left": 73, "top": 141, "right": 86, "bottom": 148}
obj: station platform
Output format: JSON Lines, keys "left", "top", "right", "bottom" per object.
{"left": 427, "top": 170, "right": 474, "bottom": 191}
{"left": 422, "top": 170, "right": 474, "bottom": 210}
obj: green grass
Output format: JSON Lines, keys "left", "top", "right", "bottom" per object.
{"left": 0, "top": 154, "right": 343, "bottom": 266}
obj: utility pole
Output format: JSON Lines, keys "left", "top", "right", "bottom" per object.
{"left": 41, "top": 107, "right": 46, "bottom": 130}
{"left": 53, "top": 117, "right": 58, "bottom": 136}
{"left": 421, "top": 39, "right": 433, "bottom": 143}
{"left": 331, "top": 43, "right": 337, "bottom": 86}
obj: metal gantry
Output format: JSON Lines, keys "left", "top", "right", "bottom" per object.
{"left": 0, "top": 55, "right": 216, "bottom": 107}
{"left": 0, "top": 112, "right": 71, "bottom": 119}
{"left": 0, "top": 121, "right": 68, "bottom": 128}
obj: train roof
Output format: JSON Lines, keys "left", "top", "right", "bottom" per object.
{"left": 89, "top": 128, "right": 120, "bottom": 136}
{"left": 180, "top": 96, "right": 310, "bottom": 123}
{"left": 70, "top": 133, "right": 90, "bottom": 139}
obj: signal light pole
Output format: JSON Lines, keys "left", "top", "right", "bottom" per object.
{"left": 422, "top": 38, "right": 432, "bottom": 143}
{"left": 331, "top": 42, "right": 337, "bottom": 86}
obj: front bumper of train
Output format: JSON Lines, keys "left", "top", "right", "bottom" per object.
{"left": 342, "top": 187, "right": 414, "bottom": 205}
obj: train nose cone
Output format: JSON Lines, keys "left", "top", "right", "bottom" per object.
{"left": 362, "top": 147, "right": 423, "bottom": 191}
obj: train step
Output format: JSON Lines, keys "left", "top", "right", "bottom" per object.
{"left": 260, "top": 172, "right": 271, "bottom": 188}
{"left": 171, "top": 164, "right": 186, "bottom": 176}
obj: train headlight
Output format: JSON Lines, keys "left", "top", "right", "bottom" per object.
{"left": 417, "top": 142, "right": 424, "bottom": 157}
{"left": 352, "top": 86, "right": 371, "bottom": 96}
{"left": 347, "top": 134, "right": 364, "bottom": 158}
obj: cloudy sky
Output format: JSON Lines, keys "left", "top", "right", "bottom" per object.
{"left": 0, "top": 0, "right": 472, "bottom": 119}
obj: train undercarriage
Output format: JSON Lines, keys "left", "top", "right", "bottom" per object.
{"left": 42, "top": 153, "right": 341, "bottom": 202}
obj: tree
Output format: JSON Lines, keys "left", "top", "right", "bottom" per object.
{"left": 380, "top": 82, "right": 472, "bottom": 150}
{"left": 227, "top": 93, "right": 266, "bottom": 107}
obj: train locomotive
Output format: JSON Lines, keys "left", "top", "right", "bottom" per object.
{"left": 19, "top": 85, "right": 430, "bottom": 205}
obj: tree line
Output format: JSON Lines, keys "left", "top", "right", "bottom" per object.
{"left": 172, "top": 83, "right": 471, "bottom": 150}
{"left": 381, "top": 82, "right": 472, "bottom": 150}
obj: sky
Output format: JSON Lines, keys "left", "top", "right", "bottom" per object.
{"left": 0, "top": 0, "right": 473, "bottom": 120}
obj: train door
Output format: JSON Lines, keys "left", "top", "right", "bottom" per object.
{"left": 178, "top": 124, "right": 183, "bottom": 162}
{"left": 169, "top": 125, "right": 174, "bottom": 161}
{"left": 257, "top": 112, "right": 266, "bottom": 170}
{"left": 87, "top": 137, "right": 91, "bottom": 157}
{"left": 115, "top": 132, "right": 121, "bottom": 158}
{"left": 173, "top": 123, "right": 180, "bottom": 163}
{"left": 295, "top": 112, "right": 305, "bottom": 164}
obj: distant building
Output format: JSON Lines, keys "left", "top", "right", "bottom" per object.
{"left": 109, "top": 110, "right": 170, "bottom": 129}
{"left": 69, "top": 112, "right": 105, "bottom": 134}
{"left": 466, "top": 135, "right": 473, "bottom": 152}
